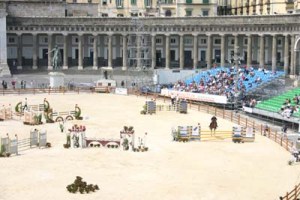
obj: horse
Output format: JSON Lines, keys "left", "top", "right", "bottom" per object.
{"left": 209, "top": 116, "right": 218, "bottom": 136}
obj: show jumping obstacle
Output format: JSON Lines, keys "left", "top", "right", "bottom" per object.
{"left": 141, "top": 100, "right": 187, "bottom": 115}
{"left": 0, "top": 129, "right": 48, "bottom": 157}
{"left": 65, "top": 125, "right": 148, "bottom": 152}
{"left": 172, "top": 125, "right": 255, "bottom": 142}
{"left": 0, "top": 105, "right": 12, "bottom": 121}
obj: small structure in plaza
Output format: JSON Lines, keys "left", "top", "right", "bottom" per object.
{"left": 94, "top": 79, "right": 116, "bottom": 93}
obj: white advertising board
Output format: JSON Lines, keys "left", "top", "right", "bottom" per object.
{"left": 115, "top": 88, "right": 128, "bottom": 95}
{"left": 160, "top": 89, "right": 228, "bottom": 104}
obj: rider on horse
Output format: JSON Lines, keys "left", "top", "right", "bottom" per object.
{"left": 209, "top": 116, "right": 218, "bottom": 136}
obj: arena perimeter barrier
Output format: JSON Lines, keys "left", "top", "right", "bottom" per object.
{"left": 138, "top": 92, "right": 293, "bottom": 152}
{"left": 279, "top": 183, "right": 300, "bottom": 200}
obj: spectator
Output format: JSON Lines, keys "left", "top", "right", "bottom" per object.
{"left": 11, "top": 80, "right": 16, "bottom": 89}
{"left": 282, "top": 124, "right": 288, "bottom": 134}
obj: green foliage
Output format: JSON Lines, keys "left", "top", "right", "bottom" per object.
{"left": 44, "top": 112, "right": 54, "bottom": 123}
{"left": 75, "top": 106, "right": 81, "bottom": 119}
{"left": 143, "top": 104, "right": 147, "bottom": 111}
{"left": 66, "top": 176, "right": 99, "bottom": 194}
{"left": 44, "top": 100, "right": 50, "bottom": 112}
{"left": 15, "top": 102, "right": 22, "bottom": 113}
{"left": 0, "top": 144, "right": 6, "bottom": 154}
{"left": 122, "top": 138, "right": 129, "bottom": 150}
{"left": 128, "top": 126, "right": 134, "bottom": 132}
{"left": 34, "top": 114, "right": 42, "bottom": 124}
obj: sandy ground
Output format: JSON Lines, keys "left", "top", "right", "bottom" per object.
{"left": 0, "top": 93, "right": 299, "bottom": 200}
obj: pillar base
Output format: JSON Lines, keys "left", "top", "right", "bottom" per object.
{"left": 0, "top": 64, "right": 11, "bottom": 77}
{"left": 122, "top": 66, "right": 127, "bottom": 71}
{"left": 32, "top": 65, "right": 38, "bottom": 70}
{"left": 48, "top": 66, "right": 53, "bottom": 70}
{"left": 17, "top": 66, "right": 22, "bottom": 70}
{"left": 62, "top": 65, "right": 68, "bottom": 70}
{"left": 92, "top": 66, "right": 98, "bottom": 70}
{"left": 78, "top": 66, "right": 83, "bottom": 70}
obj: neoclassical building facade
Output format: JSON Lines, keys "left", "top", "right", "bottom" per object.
{"left": 1, "top": 2, "right": 300, "bottom": 76}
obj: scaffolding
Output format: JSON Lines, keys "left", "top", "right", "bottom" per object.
{"left": 127, "top": 17, "right": 152, "bottom": 70}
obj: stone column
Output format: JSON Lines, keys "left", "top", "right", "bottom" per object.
{"left": 247, "top": 34, "right": 252, "bottom": 67}
{"left": 17, "top": 33, "right": 23, "bottom": 70}
{"left": 284, "top": 34, "right": 289, "bottom": 75}
{"left": 32, "top": 33, "right": 38, "bottom": 70}
{"left": 179, "top": 34, "right": 184, "bottom": 69}
{"left": 108, "top": 34, "right": 113, "bottom": 68}
{"left": 151, "top": 34, "right": 156, "bottom": 69}
{"left": 63, "top": 33, "right": 68, "bottom": 70}
{"left": 122, "top": 34, "right": 127, "bottom": 70}
{"left": 78, "top": 34, "right": 83, "bottom": 70}
{"left": 220, "top": 34, "right": 225, "bottom": 67}
{"left": 0, "top": 12, "right": 10, "bottom": 76}
{"left": 47, "top": 33, "right": 53, "bottom": 70}
{"left": 193, "top": 33, "right": 198, "bottom": 69}
{"left": 291, "top": 34, "right": 295, "bottom": 75}
{"left": 165, "top": 34, "right": 170, "bottom": 69}
{"left": 234, "top": 34, "right": 239, "bottom": 57}
{"left": 206, "top": 34, "right": 212, "bottom": 69}
{"left": 272, "top": 34, "right": 277, "bottom": 72}
{"left": 259, "top": 34, "right": 265, "bottom": 68}
{"left": 93, "top": 34, "right": 98, "bottom": 70}
{"left": 137, "top": 34, "right": 141, "bottom": 68}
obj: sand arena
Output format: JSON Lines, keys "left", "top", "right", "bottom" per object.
{"left": 0, "top": 93, "right": 299, "bottom": 200}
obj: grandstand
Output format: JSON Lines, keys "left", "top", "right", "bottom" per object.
{"left": 243, "top": 87, "right": 300, "bottom": 124}
{"left": 180, "top": 67, "right": 285, "bottom": 99}
{"left": 254, "top": 87, "right": 300, "bottom": 117}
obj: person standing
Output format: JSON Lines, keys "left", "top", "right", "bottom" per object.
{"left": 20, "top": 80, "right": 24, "bottom": 89}
{"left": 23, "top": 98, "right": 28, "bottom": 111}
{"left": 11, "top": 80, "right": 16, "bottom": 89}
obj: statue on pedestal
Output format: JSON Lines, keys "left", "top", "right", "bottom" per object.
{"left": 47, "top": 45, "right": 60, "bottom": 70}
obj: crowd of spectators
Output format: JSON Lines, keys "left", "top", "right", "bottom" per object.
{"left": 172, "top": 66, "right": 267, "bottom": 101}
{"left": 280, "top": 98, "right": 300, "bottom": 118}
{"left": 242, "top": 97, "right": 257, "bottom": 108}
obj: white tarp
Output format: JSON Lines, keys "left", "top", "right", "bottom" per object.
{"left": 161, "top": 89, "right": 228, "bottom": 104}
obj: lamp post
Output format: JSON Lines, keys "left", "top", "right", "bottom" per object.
{"left": 230, "top": 47, "right": 243, "bottom": 111}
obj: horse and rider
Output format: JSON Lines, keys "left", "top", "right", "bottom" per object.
{"left": 209, "top": 116, "right": 218, "bottom": 136}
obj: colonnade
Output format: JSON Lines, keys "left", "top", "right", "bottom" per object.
{"left": 10, "top": 32, "right": 297, "bottom": 75}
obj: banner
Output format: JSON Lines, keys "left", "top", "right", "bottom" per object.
{"left": 115, "top": 88, "right": 128, "bottom": 95}
{"left": 160, "top": 89, "right": 228, "bottom": 104}
{"left": 243, "top": 106, "right": 253, "bottom": 113}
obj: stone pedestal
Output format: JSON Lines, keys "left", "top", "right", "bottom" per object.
{"left": 49, "top": 72, "right": 65, "bottom": 88}
{"left": 0, "top": 64, "right": 11, "bottom": 77}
